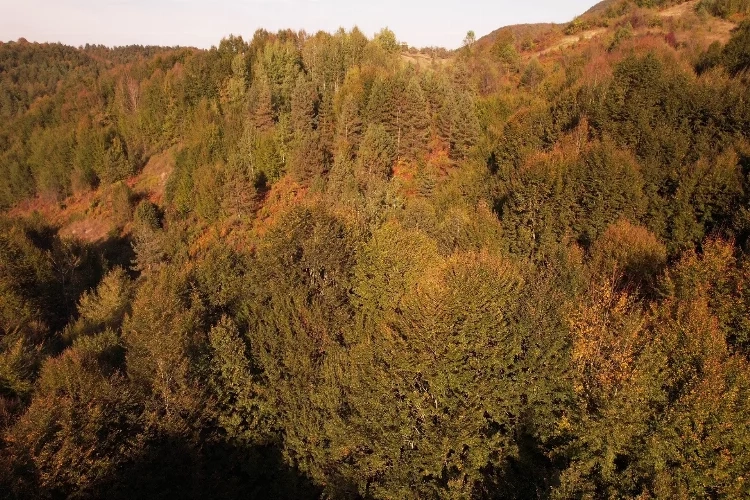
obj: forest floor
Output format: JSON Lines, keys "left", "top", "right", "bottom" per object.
{"left": 129, "top": 148, "right": 174, "bottom": 205}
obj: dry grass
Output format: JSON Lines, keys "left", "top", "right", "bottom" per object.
{"left": 129, "top": 148, "right": 175, "bottom": 205}
{"left": 701, "top": 18, "right": 737, "bottom": 43}
{"left": 538, "top": 28, "right": 608, "bottom": 55}
{"left": 658, "top": 0, "right": 700, "bottom": 18}
{"left": 658, "top": 0, "right": 736, "bottom": 44}
{"left": 401, "top": 52, "right": 452, "bottom": 69}
{"left": 538, "top": 0, "right": 737, "bottom": 58}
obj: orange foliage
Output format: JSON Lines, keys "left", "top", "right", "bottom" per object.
{"left": 424, "top": 147, "right": 452, "bottom": 176}
{"left": 590, "top": 219, "right": 667, "bottom": 293}
{"left": 252, "top": 174, "right": 309, "bottom": 238}
{"left": 568, "top": 281, "right": 645, "bottom": 403}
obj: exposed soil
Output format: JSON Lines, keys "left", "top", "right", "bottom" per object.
{"left": 538, "top": 28, "right": 607, "bottom": 55}
{"left": 8, "top": 149, "right": 175, "bottom": 243}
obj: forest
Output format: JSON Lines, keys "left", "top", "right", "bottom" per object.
{"left": 1, "top": 0, "right": 750, "bottom": 498}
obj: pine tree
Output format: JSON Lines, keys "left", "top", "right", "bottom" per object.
{"left": 222, "top": 53, "right": 248, "bottom": 108}
{"left": 317, "top": 89, "right": 336, "bottom": 160}
{"left": 400, "top": 77, "right": 429, "bottom": 159}
{"left": 436, "top": 80, "right": 459, "bottom": 151}
{"left": 450, "top": 90, "right": 480, "bottom": 160}
{"left": 252, "top": 64, "right": 275, "bottom": 131}
{"left": 209, "top": 315, "right": 271, "bottom": 443}
{"left": 334, "top": 93, "right": 362, "bottom": 159}
{"left": 290, "top": 73, "right": 318, "bottom": 139}
{"left": 357, "top": 124, "right": 396, "bottom": 184}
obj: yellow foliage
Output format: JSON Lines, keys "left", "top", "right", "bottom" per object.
{"left": 568, "top": 280, "right": 645, "bottom": 404}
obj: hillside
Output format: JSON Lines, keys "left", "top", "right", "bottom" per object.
{"left": 2, "top": 2, "right": 750, "bottom": 499}
{"left": 474, "top": 0, "right": 741, "bottom": 60}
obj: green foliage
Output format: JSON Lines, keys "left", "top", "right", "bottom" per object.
{"left": 661, "top": 239, "right": 750, "bottom": 354}
{"left": 590, "top": 219, "right": 667, "bottom": 296}
{"left": 400, "top": 77, "right": 430, "bottom": 158}
{"left": 64, "top": 267, "right": 133, "bottom": 342}
{"left": 106, "top": 181, "right": 135, "bottom": 227}
{"left": 695, "top": 40, "right": 724, "bottom": 74}
{"left": 491, "top": 32, "right": 520, "bottom": 67}
{"left": 559, "top": 282, "right": 750, "bottom": 498}
{"left": 357, "top": 124, "right": 397, "bottom": 185}
{"left": 121, "top": 266, "right": 206, "bottom": 430}
{"left": 373, "top": 28, "right": 400, "bottom": 55}
{"left": 565, "top": 18, "right": 593, "bottom": 36}
{"left": 133, "top": 199, "right": 161, "bottom": 230}
{"left": 609, "top": 22, "right": 634, "bottom": 51}
{"left": 571, "top": 141, "right": 646, "bottom": 245}
{"left": 4, "top": 12, "right": 750, "bottom": 500}
{"left": 698, "top": 0, "right": 750, "bottom": 18}
{"left": 723, "top": 20, "right": 750, "bottom": 76}
{"left": 521, "top": 59, "right": 547, "bottom": 89}
{"left": 5, "top": 331, "right": 137, "bottom": 497}
{"left": 208, "top": 315, "right": 271, "bottom": 443}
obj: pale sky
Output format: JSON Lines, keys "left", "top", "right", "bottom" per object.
{"left": 0, "top": 0, "right": 599, "bottom": 49}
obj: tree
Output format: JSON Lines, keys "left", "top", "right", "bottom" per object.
{"left": 244, "top": 205, "right": 357, "bottom": 492}
{"left": 723, "top": 20, "right": 750, "bottom": 76}
{"left": 450, "top": 89, "right": 480, "bottom": 160}
{"left": 345, "top": 252, "right": 527, "bottom": 497}
{"left": 491, "top": 31, "right": 519, "bottom": 68}
{"left": 290, "top": 74, "right": 318, "bottom": 139}
{"left": 251, "top": 63, "right": 275, "bottom": 130}
{"left": 208, "top": 315, "right": 271, "bottom": 444}
{"left": 463, "top": 30, "right": 476, "bottom": 48}
{"left": 334, "top": 93, "right": 362, "bottom": 158}
{"left": 63, "top": 267, "right": 133, "bottom": 342}
{"left": 357, "top": 124, "right": 396, "bottom": 187}
{"left": 122, "top": 267, "right": 205, "bottom": 427}
{"left": 589, "top": 220, "right": 666, "bottom": 297}
{"left": 520, "top": 58, "right": 546, "bottom": 90}
{"left": 4, "top": 331, "right": 138, "bottom": 497}
{"left": 222, "top": 53, "right": 249, "bottom": 108}
{"left": 400, "top": 77, "right": 430, "bottom": 159}
{"left": 373, "top": 28, "right": 399, "bottom": 55}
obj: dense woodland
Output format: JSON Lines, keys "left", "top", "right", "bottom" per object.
{"left": 2, "top": 0, "right": 750, "bottom": 498}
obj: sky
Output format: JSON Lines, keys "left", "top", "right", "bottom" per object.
{"left": 0, "top": 0, "right": 599, "bottom": 49}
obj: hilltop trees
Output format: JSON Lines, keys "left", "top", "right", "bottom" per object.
{"left": 3, "top": 9, "right": 750, "bottom": 500}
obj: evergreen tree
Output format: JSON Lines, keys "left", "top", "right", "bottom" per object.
{"left": 334, "top": 93, "right": 363, "bottom": 159}
{"left": 290, "top": 73, "right": 318, "bottom": 139}
{"left": 357, "top": 124, "right": 396, "bottom": 185}
{"left": 251, "top": 63, "right": 275, "bottom": 131}
{"left": 400, "top": 77, "right": 429, "bottom": 159}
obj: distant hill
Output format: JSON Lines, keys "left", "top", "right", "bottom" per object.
{"left": 474, "top": 0, "right": 740, "bottom": 58}
{"left": 475, "top": 23, "right": 561, "bottom": 51}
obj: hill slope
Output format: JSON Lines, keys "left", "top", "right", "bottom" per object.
{"left": 2, "top": 3, "right": 750, "bottom": 499}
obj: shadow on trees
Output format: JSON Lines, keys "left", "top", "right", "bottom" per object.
{"left": 477, "top": 412, "right": 562, "bottom": 500}
{"left": 90, "top": 438, "right": 320, "bottom": 500}
{"left": 93, "top": 234, "right": 136, "bottom": 276}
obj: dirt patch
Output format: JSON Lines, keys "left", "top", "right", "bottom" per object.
{"left": 401, "top": 53, "right": 452, "bottom": 69}
{"left": 59, "top": 215, "right": 114, "bottom": 242}
{"left": 701, "top": 18, "right": 737, "bottom": 43}
{"left": 657, "top": 0, "right": 736, "bottom": 44}
{"left": 658, "top": 0, "right": 700, "bottom": 18}
{"left": 539, "top": 28, "right": 607, "bottom": 55}
{"left": 7, "top": 149, "right": 176, "bottom": 244}
{"left": 129, "top": 149, "right": 175, "bottom": 205}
